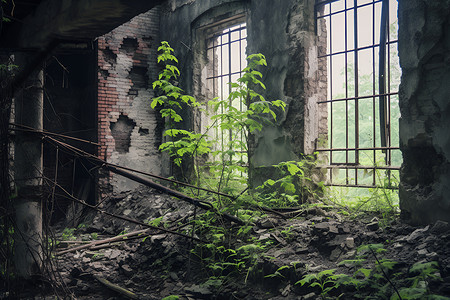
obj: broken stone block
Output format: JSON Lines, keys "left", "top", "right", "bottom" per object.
{"left": 185, "top": 284, "right": 214, "bottom": 297}
{"left": 329, "top": 225, "right": 339, "bottom": 234}
{"left": 366, "top": 221, "right": 379, "bottom": 231}
{"left": 345, "top": 237, "right": 355, "bottom": 249}
{"left": 416, "top": 243, "right": 427, "bottom": 250}
{"left": 431, "top": 220, "right": 449, "bottom": 234}
{"left": 330, "top": 248, "right": 342, "bottom": 261}
{"left": 302, "top": 292, "right": 317, "bottom": 300}
{"left": 121, "top": 264, "right": 133, "bottom": 276}
{"left": 313, "top": 222, "right": 330, "bottom": 232}
{"left": 169, "top": 272, "right": 179, "bottom": 281}
{"left": 295, "top": 246, "right": 309, "bottom": 254}
{"left": 258, "top": 233, "right": 271, "bottom": 240}
{"left": 426, "top": 252, "right": 439, "bottom": 260}
{"left": 280, "top": 284, "right": 291, "bottom": 297}
{"left": 406, "top": 225, "right": 430, "bottom": 243}
{"left": 258, "top": 218, "right": 279, "bottom": 228}
{"left": 417, "top": 249, "right": 428, "bottom": 257}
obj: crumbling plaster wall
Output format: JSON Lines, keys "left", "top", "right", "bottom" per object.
{"left": 160, "top": 0, "right": 327, "bottom": 186}
{"left": 246, "top": 0, "right": 327, "bottom": 186}
{"left": 398, "top": 0, "right": 450, "bottom": 224}
{"left": 98, "top": 8, "right": 162, "bottom": 193}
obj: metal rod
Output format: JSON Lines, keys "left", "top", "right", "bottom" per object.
{"left": 379, "top": 0, "right": 388, "bottom": 152}
{"left": 318, "top": 91, "right": 398, "bottom": 104}
{"left": 316, "top": 146, "right": 399, "bottom": 151}
{"left": 345, "top": 0, "right": 349, "bottom": 184}
{"left": 372, "top": 1, "right": 377, "bottom": 186}
{"left": 329, "top": 8, "right": 334, "bottom": 170}
{"left": 317, "top": 0, "right": 382, "bottom": 18}
{"left": 323, "top": 183, "right": 399, "bottom": 189}
{"left": 318, "top": 40, "right": 398, "bottom": 58}
{"left": 354, "top": 0, "right": 359, "bottom": 184}
{"left": 319, "top": 164, "right": 400, "bottom": 170}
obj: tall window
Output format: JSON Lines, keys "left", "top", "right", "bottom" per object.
{"left": 205, "top": 21, "right": 247, "bottom": 155}
{"left": 315, "top": 0, "right": 401, "bottom": 188}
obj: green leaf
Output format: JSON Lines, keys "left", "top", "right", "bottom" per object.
{"left": 390, "top": 287, "right": 426, "bottom": 300}
{"left": 265, "top": 179, "right": 276, "bottom": 186}
{"left": 410, "top": 261, "right": 439, "bottom": 275}
{"left": 295, "top": 273, "right": 318, "bottom": 286}
{"left": 285, "top": 162, "right": 301, "bottom": 175}
{"left": 338, "top": 259, "right": 366, "bottom": 267}
{"left": 355, "top": 268, "right": 371, "bottom": 278}
{"left": 280, "top": 182, "right": 295, "bottom": 194}
{"left": 277, "top": 265, "right": 291, "bottom": 272}
{"left": 318, "top": 269, "right": 336, "bottom": 277}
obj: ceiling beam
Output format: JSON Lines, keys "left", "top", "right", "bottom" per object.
{"left": 4, "top": 0, "right": 164, "bottom": 49}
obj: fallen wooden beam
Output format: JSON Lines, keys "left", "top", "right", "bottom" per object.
{"left": 55, "top": 229, "right": 150, "bottom": 256}
{"left": 94, "top": 275, "right": 139, "bottom": 300}
{"left": 103, "top": 164, "right": 246, "bottom": 225}
{"left": 22, "top": 132, "right": 247, "bottom": 226}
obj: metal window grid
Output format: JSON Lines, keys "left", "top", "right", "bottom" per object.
{"left": 206, "top": 23, "right": 247, "bottom": 154}
{"left": 315, "top": 0, "right": 401, "bottom": 188}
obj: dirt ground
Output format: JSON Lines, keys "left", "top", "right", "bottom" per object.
{"left": 3, "top": 187, "right": 450, "bottom": 299}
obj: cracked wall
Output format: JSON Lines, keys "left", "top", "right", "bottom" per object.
{"left": 398, "top": 0, "right": 450, "bottom": 224}
{"left": 160, "top": 0, "right": 327, "bottom": 187}
{"left": 246, "top": 0, "right": 327, "bottom": 186}
{"left": 97, "top": 8, "right": 162, "bottom": 193}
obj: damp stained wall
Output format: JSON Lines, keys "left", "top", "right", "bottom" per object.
{"left": 97, "top": 8, "right": 163, "bottom": 193}
{"left": 70, "top": 0, "right": 450, "bottom": 225}
{"left": 398, "top": 0, "right": 450, "bottom": 224}
{"left": 160, "top": 0, "right": 327, "bottom": 187}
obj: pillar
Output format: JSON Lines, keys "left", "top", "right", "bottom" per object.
{"left": 13, "top": 54, "right": 44, "bottom": 278}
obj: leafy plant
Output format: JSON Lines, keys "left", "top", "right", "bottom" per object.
{"left": 61, "top": 227, "right": 76, "bottom": 241}
{"left": 150, "top": 41, "right": 323, "bottom": 291}
{"left": 296, "top": 268, "right": 347, "bottom": 298}
{"left": 162, "top": 295, "right": 179, "bottom": 300}
{"left": 151, "top": 42, "right": 287, "bottom": 198}
{"left": 151, "top": 41, "right": 205, "bottom": 168}
{"left": 333, "top": 244, "right": 448, "bottom": 300}
{"left": 390, "top": 261, "right": 446, "bottom": 300}
{"left": 256, "top": 156, "right": 325, "bottom": 207}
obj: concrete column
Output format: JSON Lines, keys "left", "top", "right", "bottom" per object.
{"left": 13, "top": 55, "right": 43, "bottom": 278}
{"left": 398, "top": 0, "right": 450, "bottom": 224}
{"left": 246, "top": 0, "right": 326, "bottom": 187}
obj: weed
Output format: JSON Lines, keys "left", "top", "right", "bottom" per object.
{"left": 162, "top": 295, "right": 179, "bottom": 300}
{"left": 296, "top": 268, "right": 347, "bottom": 298}
{"left": 255, "top": 156, "right": 324, "bottom": 208}
{"left": 150, "top": 41, "right": 324, "bottom": 293}
{"left": 61, "top": 228, "right": 76, "bottom": 241}
{"left": 335, "top": 244, "right": 447, "bottom": 299}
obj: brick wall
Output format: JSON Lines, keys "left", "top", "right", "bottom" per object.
{"left": 97, "top": 8, "right": 162, "bottom": 193}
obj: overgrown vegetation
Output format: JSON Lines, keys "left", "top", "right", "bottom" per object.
{"left": 295, "top": 244, "right": 448, "bottom": 300}
{"left": 144, "top": 42, "right": 444, "bottom": 299}
{"left": 150, "top": 41, "right": 327, "bottom": 288}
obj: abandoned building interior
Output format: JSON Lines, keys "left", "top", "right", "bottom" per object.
{"left": 1, "top": 0, "right": 450, "bottom": 298}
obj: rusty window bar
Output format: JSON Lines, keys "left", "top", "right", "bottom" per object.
{"left": 322, "top": 165, "right": 400, "bottom": 170}
{"left": 317, "top": 0, "right": 382, "bottom": 18}
{"left": 324, "top": 183, "right": 398, "bottom": 189}
{"left": 205, "top": 23, "right": 247, "bottom": 161}
{"left": 318, "top": 40, "right": 398, "bottom": 59}
{"left": 317, "top": 146, "right": 399, "bottom": 151}
{"left": 316, "top": 0, "right": 400, "bottom": 188}
{"left": 318, "top": 92, "right": 398, "bottom": 104}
